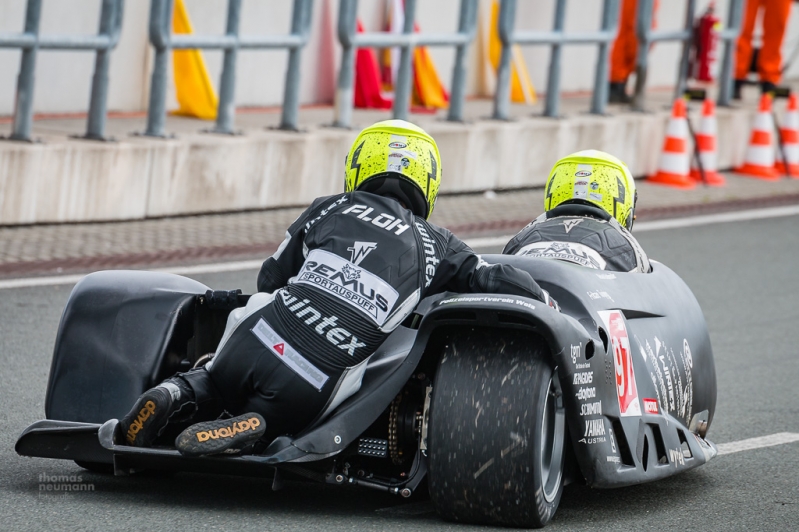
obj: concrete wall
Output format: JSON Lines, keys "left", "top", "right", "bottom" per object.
{"left": 0, "top": 103, "right": 756, "bottom": 225}
{"left": 2, "top": 0, "right": 796, "bottom": 116}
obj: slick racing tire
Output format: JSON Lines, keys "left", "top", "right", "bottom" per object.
{"left": 428, "top": 328, "right": 565, "bottom": 528}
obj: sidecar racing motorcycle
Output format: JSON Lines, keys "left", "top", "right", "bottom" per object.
{"left": 16, "top": 254, "right": 717, "bottom": 528}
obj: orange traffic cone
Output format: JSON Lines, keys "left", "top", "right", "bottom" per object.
{"left": 648, "top": 99, "right": 695, "bottom": 189}
{"left": 735, "top": 94, "right": 779, "bottom": 180}
{"left": 691, "top": 99, "right": 725, "bottom": 186}
{"left": 776, "top": 93, "right": 799, "bottom": 178}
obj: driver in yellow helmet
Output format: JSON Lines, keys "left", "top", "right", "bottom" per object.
{"left": 503, "top": 150, "right": 650, "bottom": 273}
{"left": 119, "top": 119, "right": 555, "bottom": 457}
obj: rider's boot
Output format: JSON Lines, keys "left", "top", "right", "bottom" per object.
{"left": 175, "top": 413, "right": 266, "bottom": 457}
{"left": 118, "top": 380, "right": 195, "bottom": 447}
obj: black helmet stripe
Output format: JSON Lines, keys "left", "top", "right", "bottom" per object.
{"left": 350, "top": 141, "right": 365, "bottom": 188}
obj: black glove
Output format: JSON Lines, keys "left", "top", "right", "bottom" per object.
{"left": 541, "top": 289, "right": 560, "bottom": 312}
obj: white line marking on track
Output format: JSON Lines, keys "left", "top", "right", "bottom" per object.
{"left": 716, "top": 432, "right": 799, "bottom": 456}
{"left": 1, "top": 205, "right": 798, "bottom": 290}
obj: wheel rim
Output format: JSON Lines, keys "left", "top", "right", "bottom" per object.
{"left": 539, "top": 375, "right": 565, "bottom": 503}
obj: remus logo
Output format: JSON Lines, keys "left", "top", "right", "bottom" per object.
{"left": 295, "top": 249, "right": 399, "bottom": 326}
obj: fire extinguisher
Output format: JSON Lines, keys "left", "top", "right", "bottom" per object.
{"left": 692, "top": 2, "right": 720, "bottom": 82}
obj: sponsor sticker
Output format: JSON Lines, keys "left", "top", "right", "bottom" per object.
{"left": 342, "top": 204, "right": 411, "bottom": 235}
{"left": 515, "top": 241, "right": 607, "bottom": 270}
{"left": 294, "top": 249, "right": 399, "bottom": 326}
{"left": 252, "top": 318, "right": 329, "bottom": 390}
{"left": 580, "top": 401, "right": 602, "bottom": 416}
{"left": 669, "top": 447, "right": 686, "bottom": 467}
{"left": 571, "top": 343, "right": 581, "bottom": 364}
{"left": 643, "top": 398, "right": 659, "bottom": 414}
{"left": 598, "top": 310, "right": 642, "bottom": 417}
{"left": 438, "top": 296, "right": 535, "bottom": 310}
{"left": 587, "top": 290, "right": 614, "bottom": 302}
{"left": 579, "top": 418, "right": 607, "bottom": 444}
{"left": 575, "top": 387, "right": 596, "bottom": 401}
{"left": 573, "top": 371, "right": 593, "bottom": 385}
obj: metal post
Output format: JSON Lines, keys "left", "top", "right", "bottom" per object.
{"left": 544, "top": 0, "right": 567, "bottom": 117}
{"left": 392, "top": 0, "right": 417, "bottom": 121}
{"left": 491, "top": 0, "right": 516, "bottom": 120}
{"left": 85, "top": 0, "right": 121, "bottom": 140}
{"left": 590, "top": 0, "right": 619, "bottom": 115}
{"left": 212, "top": 0, "right": 242, "bottom": 134}
{"left": 631, "top": 0, "right": 654, "bottom": 111}
{"left": 333, "top": 0, "right": 357, "bottom": 128}
{"left": 144, "top": 0, "right": 173, "bottom": 137}
{"left": 673, "top": 0, "right": 696, "bottom": 101}
{"left": 10, "top": 0, "right": 42, "bottom": 141}
{"left": 718, "top": 0, "right": 744, "bottom": 107}
{"left": 280, "top": 0, "right": 313, "bottom": 131}
{"left": 447, "top": 0, "right": 477, "bottom": 122}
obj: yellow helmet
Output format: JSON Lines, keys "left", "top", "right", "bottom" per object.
{"left": 544, "top": 150, "right": 637, "bottom": 230}
{"left": 344, "top": 119, "right": 441, "bottom": 219}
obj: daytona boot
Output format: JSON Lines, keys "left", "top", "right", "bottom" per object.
{"left": 118, "top": 381, "right": 194, "bottom": 447}
{"left": 175, "top": 413, "right": 266, "bottom": 457}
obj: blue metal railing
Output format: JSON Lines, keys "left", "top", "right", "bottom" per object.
{"left": 0, "top": 0, "right": 748, "bottom": 142}
{"left": 334, "top": 0, "right": 478, "bottom": 128}
{"left": 492, "top": 0, "right": 621, "bottom": 119}
{"left": 631, "top": 0, "right": 744, "bottom": 110}
{"left": 0, "top": 0, "right": 124, "bottom": 141}
{"left": 144, "top": 0, "right": 314, "bottom": 137}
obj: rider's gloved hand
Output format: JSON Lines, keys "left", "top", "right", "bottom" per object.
{"left": 541, "top": 289, "right": 560, "bottom": 312}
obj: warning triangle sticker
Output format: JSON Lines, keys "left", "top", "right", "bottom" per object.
{"left": 273, "top": 343, "right": 285, "bottom": 355}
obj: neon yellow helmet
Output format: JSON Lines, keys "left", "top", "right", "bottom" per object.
{"left": 344, "top": 119, "right": 441, "bottom": 219}
{"left": 544, "top": 150, "right": 637, "bottom": 230}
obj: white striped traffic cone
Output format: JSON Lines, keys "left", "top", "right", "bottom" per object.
{"left": 776, "top": 93, "right": 799, "bottom": 178}
{"left": 735, "top": 94, "right": 779, "bottom": 180}
{"left": 648, "top": 98, "right": 695, "bottom": 189}
{"left": 691, "top": 99, "right": 725, "bottom": 186}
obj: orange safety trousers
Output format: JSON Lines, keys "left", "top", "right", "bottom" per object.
{"left": 610, "top": 0, "right": 660, "bottom": 83}
{"left": 735, "top": 0, "right": 792, "bottom": 84}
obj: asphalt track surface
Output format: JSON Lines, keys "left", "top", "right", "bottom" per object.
{"left": 1, "top": 214, "right": 798, "bottom": 531}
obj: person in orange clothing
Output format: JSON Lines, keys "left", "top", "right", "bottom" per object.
{"left": 609, "top": 0, "right": 659, "bottom": 103}
{"left": 734, "top": 0, "right": 793, "bottom": 98}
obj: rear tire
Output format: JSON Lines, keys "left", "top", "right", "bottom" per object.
{"left": 428, "top": 329, "right": 565, "bottom": 528}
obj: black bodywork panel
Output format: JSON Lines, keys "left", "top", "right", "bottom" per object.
{"left": 19, "top": 254, "right": 717, "bottom": 489}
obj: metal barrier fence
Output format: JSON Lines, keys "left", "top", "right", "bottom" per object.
{"left": 492, "top": 0, "right": 620, "bottom": 120}
{"left": 631, "top": 0, "right": 695, "bottom": 110}
{"left": 715, "top": 0, "right": 745, "bottom": 106}
{"left": 1, "top": 0, "right": 748, "bottom": 140}
{"left": 631, "top": 0, "right": 744, "bottom": 110}
{"left": 334, "top": 0, "right": 478, "bottom": 128}
{"left": 0, "top": 0, "right": 124, "bottom": 142}
{"left": 144, "top": 0, "right": 314, "bottom": 137}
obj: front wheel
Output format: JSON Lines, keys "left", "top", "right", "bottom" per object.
{"left": 428, "top": 328, "right": 565, "bottom": 528}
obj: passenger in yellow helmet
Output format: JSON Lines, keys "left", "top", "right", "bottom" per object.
{"left": 503, "top": 150, "right": 651, "bottom": 273}
{"left": 119, "top": 119, "right": 556, "bottom": 457}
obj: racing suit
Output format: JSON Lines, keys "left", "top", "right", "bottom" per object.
{"left": 175, "top": 191, "right": 548, "bottom": 442}
{"left": 503, "top": 203, "right": 650, "bottom": 273}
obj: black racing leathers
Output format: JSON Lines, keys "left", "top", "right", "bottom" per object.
{"left": 257, "top": 191, "right": 546, "bottom": 374}
{"left": 503, "top": 203, "right": 651, "bottom": 273}
{"left": 166, "top": 191, "right": 547, "bottom": 442}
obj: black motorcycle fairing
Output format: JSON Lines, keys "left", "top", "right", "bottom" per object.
{"left": 45, "top": 271, "right": 210, "bottom": 424}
